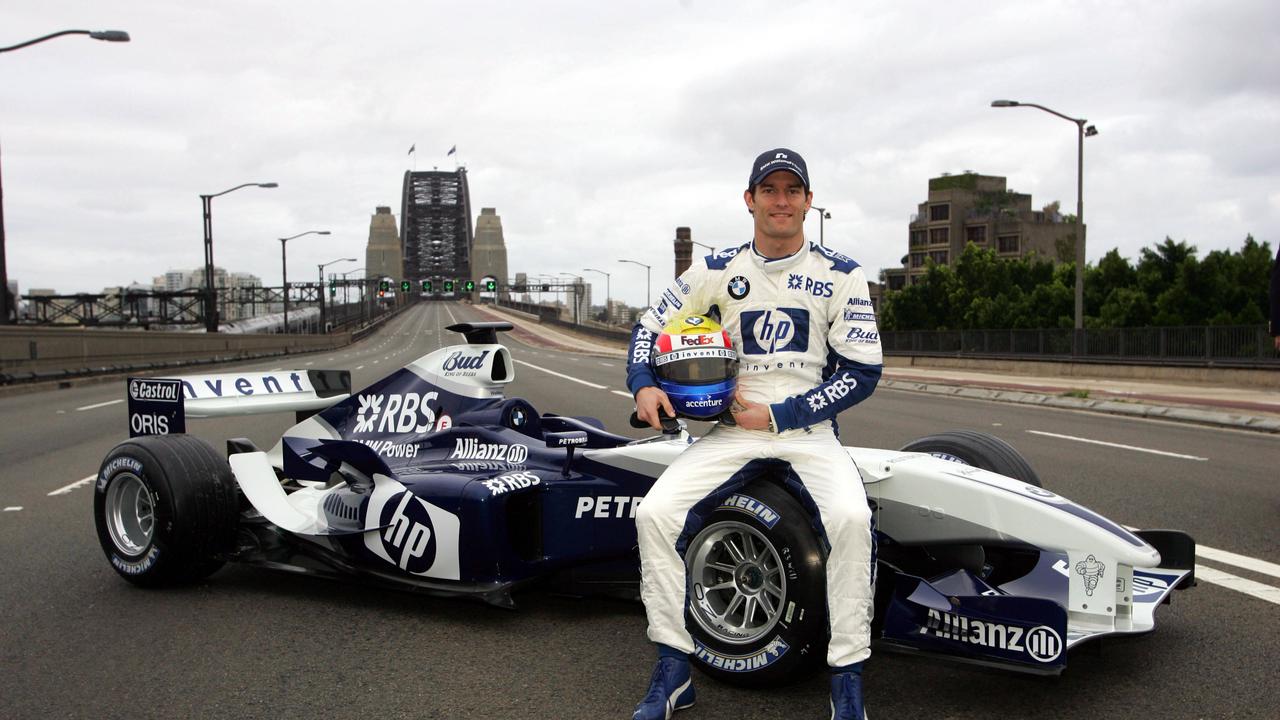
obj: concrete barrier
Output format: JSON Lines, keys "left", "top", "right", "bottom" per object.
{"left": 885, "top": 354, "right": 1280, "bottom": 389}
{"left": 0, "top": 326, "right": 350, "bottom": 380}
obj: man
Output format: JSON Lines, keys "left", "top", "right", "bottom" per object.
{"left": 626, "top": 149, "right": 882, "bottom": 720}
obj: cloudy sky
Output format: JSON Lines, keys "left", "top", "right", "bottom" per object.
{"left": 3, "top": 0, "right": 1277, "bottom": 307}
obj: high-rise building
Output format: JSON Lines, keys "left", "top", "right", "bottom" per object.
{"left": 472, "top": 208, "right": 509, "bottom": 298}
{"left": 883, "top": 172, "right": 1082, "bottom": 292}
{"left": 674, "top": 227, "right": 693, "bottom": 278}
{"left": 366, "top": 206, "right": 402, "bottom": 284}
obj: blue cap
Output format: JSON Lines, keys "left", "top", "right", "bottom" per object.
{"left": 748, "top": 148, "right": 810, "bottom": 191}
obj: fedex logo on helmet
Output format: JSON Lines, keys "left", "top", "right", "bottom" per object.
{"left": 741, "top": 308, "right": 809, "bottom": 355}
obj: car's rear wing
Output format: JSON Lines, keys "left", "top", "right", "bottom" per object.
{"left": 127, "top": 370, "right": 350, "bottom": 437}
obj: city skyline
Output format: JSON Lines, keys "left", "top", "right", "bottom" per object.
{"left": 2, "top": 1, "right": 1275, "bottom": 308}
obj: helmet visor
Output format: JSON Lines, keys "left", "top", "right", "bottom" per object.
{"left": 654, "top": 348, "right": 738, "bottom": 385}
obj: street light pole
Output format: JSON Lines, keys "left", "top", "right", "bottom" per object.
{"left": 583, "top": 268, "right": 611, "bottom": 324}
{"left": 559, "top": 272, "right": 584, "bottom": 325}
{"left": 811, "top": 206, "right": 831, "bottom": 248}
{"left": 200, "top": 182, "right": 277, "bottom": 332}
{"left": 317, "top": 257, "right": 356, "bottom": 332}
{"left": 991, "top": 99, "right": 1097, "bottom": 336}
{"left": 280, "top": 230, "right": 330, "bottom": 333}
{"left": 0, "top": 28, "right": 131, "bottom": 325}
{"left": 618, "top": 259, "right": 652, "bottom": 310}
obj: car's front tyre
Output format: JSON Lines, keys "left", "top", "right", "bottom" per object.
{"left": 94, "top": 434, "right": 238, "bottom": 586}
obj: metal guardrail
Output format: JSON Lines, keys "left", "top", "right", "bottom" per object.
{"left": 880, "top": 325, "right": 1280, "bottom": 367}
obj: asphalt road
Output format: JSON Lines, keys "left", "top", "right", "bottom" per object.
{"left": 2, "top": 302, "right": 1277, "bottom": 719}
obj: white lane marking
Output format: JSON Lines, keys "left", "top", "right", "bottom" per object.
{"left": 598, "top": 362, "right": 616, "bottom": 367}
{"left": 1197, "top": 545, "right": 1280, "bottom": 580}
{"left": 305, "top": 361, "right": 314, "bottom": 366}
{"left": 49, "top": 475, "right": 96, "bottom": 496}
{"left": 1025, "top": 430, "right": 1207, "bottom": 461}
{"left": 1196, "top": 565, "right": 1280, "bottom": 606}
{"left": 611, "top": 390, "right": 633, "bottom": 398}
{"left": 514, "top": 359, "right": 606, "bottom": 389}
{"left": 373, "top": 360, "right": 380, "bottom": 365}
{"left": 355, "top": 365, "right": 365, "bottom": 370}
{"left": 76, "top": 399, "right": 124, "bottom": 412}
{"left": 4, "top": 506, "right": 22, "bottom": 512}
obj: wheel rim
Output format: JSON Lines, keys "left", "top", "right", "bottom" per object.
{"left": 105, "top": 472, "right": 154, "bottom": 556}
{"left": 687, "top": 520, "right": 787, "bottom": 645}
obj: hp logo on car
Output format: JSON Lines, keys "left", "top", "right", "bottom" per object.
{"left": 380, "top": 492, "right": 437, "bottom": 573}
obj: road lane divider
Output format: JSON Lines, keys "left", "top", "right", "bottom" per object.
{"left": 1195, "top": 565, "right": 1280, "bottom": 606}
{"left": 513, "top": 359, "right": 607, "bottom": 389}
{"left": 49, "top": 475, "right": 96, "bottom": 496}
{"left": 611, "top": 390, "right": 633, "bottom": 398}
{"left": 75, "top": 399, "right": 124, "bottom": 412}
{"left": 4, "top": 506, "right": 22, "bottom": 512}
{"left": 1026, "top": 429, "right": 1208, "bottom": 461}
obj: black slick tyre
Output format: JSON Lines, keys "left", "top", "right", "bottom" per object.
{"left": 94, "top": 434, "right": 239, "bottom": 586}
{"left": 684, "top": 480, "right": 827, "bottom": 687}
{"left": 899, "top": 429, "right": 1042, "bottom": 486}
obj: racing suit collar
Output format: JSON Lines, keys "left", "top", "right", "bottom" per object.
{"left": 749, "top": 240, "right": 808, "bottom": 273}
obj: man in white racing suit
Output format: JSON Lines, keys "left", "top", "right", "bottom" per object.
{"left": 627, "top": 148, "right": 881, "bottom": 720}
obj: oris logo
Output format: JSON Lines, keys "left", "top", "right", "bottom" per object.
{"left": 380, "top": 492, "right": 437, "bottom": 573}
{"left": 354, "top": 392, "right": 442, "bottom": 434}
{"left": 442, "top": 350, "right": 490, "bottom": 375}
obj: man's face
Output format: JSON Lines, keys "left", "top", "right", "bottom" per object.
{"left": 744, "top": 171, "right": 812, "bottom": 242}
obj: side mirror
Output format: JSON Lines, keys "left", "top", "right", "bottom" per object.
{"left": 545, "top": 431, "right": 588, "bottom": 476}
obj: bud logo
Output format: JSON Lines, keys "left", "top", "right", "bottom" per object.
{"left": 380, "top": 492, "right": 436, "bottom": 573}
{"left": 719, "top": 494, "right": 780, "bottom": 528}
{"left": 693, "top": 637, "right": 789, "bottom": 672}
{"left": 451, "top": 438, "right": 528, "bottom": 464}
{"left": 741, "top": 308, "right": 809, "bottom": 355}
{"left": 483, "top": 471, "right": 541, "bottom": 496}
{"left": 354, "top": 392, "right": 441, "bottom": 434}
{"left": 129, "top": 379, "right": 180, "bottom": 402}
{"left": 442, "top": 350, "right": 490, "bottom": 375}
{"left": 844, "top": 327, "right": 880, "bottom": 344}
{"left": 919, "top": 609, "right": 1061, "bottom": 663}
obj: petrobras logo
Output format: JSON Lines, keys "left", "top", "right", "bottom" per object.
{"left": 693, "top": 637, "right": 789, "bottom": 672}
{"left": 380, "top": 491, "right": 437, "bottom": 573}
{"left": 441, "top": 350, "right": 490, "bottom": 376}
{"left": 786, "top": 273, "right": 833, "bottom": 298}
{"left": 847, "top": 297, "right": 873, "bottom": 307}
{"left": 574, "top": 495, "right": 643, "bottom": 519}
{"left": 804, "top": 372, "right": 858, "bottom": 412}
{"left": 844, "top": 327, "right": 880, "bottom": 344}
{"left": 482, "top": 471, "right": 541, "bottom": 496}
{"left": 451, "top": 438, "right": 529, "bottom": 464}
{"left": 354, "top": 392, "right": 443, "bottom": 434}
{"left": 129, "top": 379, "right": 180, "bottom": 402}
{"left": 719, "top": 494, "right": 780, "bottom": 528}
{"left": 654, "top": 347, "right": 736, "bottom": 366}
{"left": 741, "top": 308, "right": 809, "bottom": 355}
{"left": 919, "top": 609, "right": 1062, "bottom": 663}
{"left": 843, "top": 310, "right": 876, "bottom": 322}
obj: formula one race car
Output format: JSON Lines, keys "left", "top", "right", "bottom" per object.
{"left": 94, "top": 322, "right": 1195, "bottom": 685}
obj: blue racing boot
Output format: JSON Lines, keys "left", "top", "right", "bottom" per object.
{"left": 631, "top": 656, "right": 695, "bottom": 720}
{"left": 829, "top": 664, "right": 867, "bottom": 720}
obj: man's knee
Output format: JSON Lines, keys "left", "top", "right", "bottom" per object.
{"left": 635, "top": 492, "right": 682, "bottom": 534}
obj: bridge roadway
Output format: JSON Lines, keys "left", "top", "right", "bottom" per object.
{"left": 1, "top": 302, "right": 1276, "bottom": 719}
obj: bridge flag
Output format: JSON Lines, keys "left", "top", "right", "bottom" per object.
{"left": 407, "top": 144, "right": 416, "bottom": 156}
{"left": 447, "top": 145, "right": 456, "bottom": 156}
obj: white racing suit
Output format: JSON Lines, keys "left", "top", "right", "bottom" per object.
{"left": 626, "top": 240, "right": 884, "bottom": 667}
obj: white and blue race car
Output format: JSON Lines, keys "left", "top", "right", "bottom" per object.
{"left": 94, "top": 322, "right": 1195, "bottom": 685}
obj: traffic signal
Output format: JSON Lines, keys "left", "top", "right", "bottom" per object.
{"left": 444, "top": 280, "right": 454, "bottom": 292}
{"left": 400, "top": 280, "right": 410, "bottom": 293}
{"left": 463, "top": 280, "right": 475, "bottom": 292}
{"left": 329, "top": 279, "right": 337, "bottom": 297}
{"left": 422, "top": 280, "right": 432, "bottom": 292}
{"left": 379, "top": 280, "right": 390, "bottom": 292}
{"left": 485, "top": 280, "right": 496, "bottom": 292}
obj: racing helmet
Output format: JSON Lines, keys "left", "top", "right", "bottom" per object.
{"left": 653, "top": 315, "right": 738, "bottom": 420}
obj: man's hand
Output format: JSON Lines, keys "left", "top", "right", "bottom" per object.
{"left": 730, "top": 389, "right": 772, "bottom": 432}
{"left": 636, "top": 386, "right": 676, "bottom": 431}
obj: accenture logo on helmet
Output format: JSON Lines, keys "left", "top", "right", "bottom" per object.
{"left": 129, "top": 379, "right": 180, "bottom": 402}
{"left": 685, "top": 398, "right": 724, "bottom": 409}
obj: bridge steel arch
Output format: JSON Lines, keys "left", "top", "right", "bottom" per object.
{"left": 400, "top": 168, "right": 474, "bottom": 294}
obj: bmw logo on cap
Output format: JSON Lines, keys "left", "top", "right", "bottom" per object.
{"left": 728, "top": 276, "right": 750, "bottom": 300}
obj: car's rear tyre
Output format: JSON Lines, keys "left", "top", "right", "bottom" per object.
{"left": 685, "top": 480, "right": 827, "bottom": 687}
{"left": 94, "top": 434, "right": 239, "bottom": 586}
{"left": 899, "top": 429, "right": 1041, "bottom": 486}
